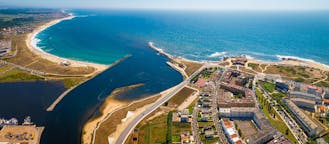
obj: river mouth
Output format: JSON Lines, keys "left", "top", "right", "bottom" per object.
{"left": 0, "top": 43, "right": 182, "bottom": 144}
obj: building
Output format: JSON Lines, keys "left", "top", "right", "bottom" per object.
{"left": 218, "top": 70, "right": 255, "bottom": 108}
{"left": 180, "top": 132, "right": 195, "bottom": 144}
{"left": 173, "top": 109, "right": 191, "bottom": 123}
{"left": 275, "top": 82, "right": 289, "bottom": 93}
{"left": 267, "top": 132, "right": 292, "bottom": 144}
{"left": 0, "top": 40, "right": 11, "bottom": 56}
{"left": 202, "top": 126, "right": 214, "bottom": 139}
{"left": 291, "top": 98, "right": 316, "bottom": 112}
{"left": 221, "top": 119, "right": 243, "bottom": 144}
{"left": 283, "top": 98, "right": 324, "bottom": 136}
{"left": 219, "top": 108, "right": 276, "bottom": 144}
{"left": 316, "top": 138, "right": 328, "bottom": 144}
{"left": 219, "top": 107, "right": 254, "bottom": 119}
{"left": 231, "top": 56, "right": 248, "bottom": 66}
{"left": 289, "top": 83, "right": 323, "bottom": 105}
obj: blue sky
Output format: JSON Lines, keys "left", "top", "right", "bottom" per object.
{"left": 1, "top": 0, "right": 329, "bottom": 10}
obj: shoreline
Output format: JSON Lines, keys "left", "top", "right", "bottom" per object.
{"left": 26, "top": 14, "right": 109, "bottom": 73}
{"left": 83, "top": 42, "right": 329, "bottom": 144}
{"left": 148, "top": 41, "right": 329, "bottom": 72}
{"left": 86, "top": 85, "right": 179, "bottom": 144}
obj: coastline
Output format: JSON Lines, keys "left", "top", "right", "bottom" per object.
{"left": 149, "top": 41, "right": 329, "bottom": 72}
{"left": 84, "top": 85, "right": 179, "bottom": 144}
{"left": 26, "top": 14, "right": 108, "bottom": 73}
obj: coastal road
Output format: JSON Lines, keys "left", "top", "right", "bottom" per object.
{"left": 115, "top": 65, "right": 206, "bottom": 144}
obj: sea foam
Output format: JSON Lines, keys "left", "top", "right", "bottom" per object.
{"left": 208, "top": 52, "right": 227, "bottom": 58}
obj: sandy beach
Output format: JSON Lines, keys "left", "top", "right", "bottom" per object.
{"left": 26, "top": 15, "right": 108, "bottom": 73}
{"left": 82, "top": 98, "right": 126, "bottom": 144}
{"left": 248, "top": 58, "right": 329, "bottom": 72}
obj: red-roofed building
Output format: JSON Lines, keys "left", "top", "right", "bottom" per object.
{"left": 195, "top": 78, "right": 207, "bottom": 87}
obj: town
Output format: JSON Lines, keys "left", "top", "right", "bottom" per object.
{"left": 124, "top": 56, "right": 329, "bottom": 144}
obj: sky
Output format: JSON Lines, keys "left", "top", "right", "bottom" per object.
{"left": 1, "top": 0, "right": 329, "bottom": 11}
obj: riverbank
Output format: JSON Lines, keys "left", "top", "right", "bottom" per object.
{"left": 26, "top": 14, "right": 108, "bottom": 73}
{"left": 82, "top": 83, "right": 145, "bottom": 144}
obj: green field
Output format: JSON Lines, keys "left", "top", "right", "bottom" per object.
{"left": 138, "top": 114, "right": 168, "bottom": 144}
{"left": 0, "top": 68, "right": 44, "bottom": 82}
{"left": 258, "top": 81, "right": 275, "bottom": 93}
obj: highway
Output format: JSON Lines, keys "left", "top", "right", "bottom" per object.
{"left": 115, "top": 65, "right": 206, "bottom": 144}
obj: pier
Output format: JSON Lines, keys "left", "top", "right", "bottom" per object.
{"left": 147, "top": 42, "right": 174, "bottom": 59}
{"left": 46, "top": 54, "right": 132, "bottom": 111}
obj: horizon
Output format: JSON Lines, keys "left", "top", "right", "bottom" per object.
{"left": 1, "top": 0, "right": 329, "bottom": 11}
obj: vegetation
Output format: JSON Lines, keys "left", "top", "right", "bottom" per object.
{"left": 294, "top": 77, "right": 305, "bottom": 82}
{"left": 172, "top": 122, "right": 191, "bottom": 142}
{"left": 259, "top": 81, "right": 275, "bottom": 93}
{"left": 234, "top": 93, "right": 243, "bottom": 99}
{"left": 248, "top": 63, "right": 261, "bottom": 72}
{"left": 264, "top": 65, "right": 323, "bottom": 83}
{"left": 138, "top": 114, "right": 168, "bottom": 144}
{"left": 166, "top": 111, "right": 173, "bottom": 144}
{"left": 0, "top": 68, "right": 44, "bottom": 82}
{"left": 166, "top": 87, "right": 195, "bottom": 107}
{"left": 179, "top": 60, "right": 202, "bottom": 76}
{"left": 62, "top": 78, "right": 84, "bottom": 88}
{"left": 95, "top": 96, "right": 160, "bottom": 144}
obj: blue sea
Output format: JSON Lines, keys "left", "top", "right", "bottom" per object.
{"left": 1, "top": 10, "right": 327, "bottom": 144}
{"left": 36, "top": 10, "right": 329, "bottom": 65}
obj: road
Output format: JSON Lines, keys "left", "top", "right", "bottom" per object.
{"left": 211, "top": 69, "right": 229, "bottom": 144}
{"left": 192, "top": 103, "right": 201, "bottom": 144}
{"left": 115, "top": 65, "right": 206, "bottom": 144}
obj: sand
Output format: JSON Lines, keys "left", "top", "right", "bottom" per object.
{"left": 83, "top": 85, "right": 179, "bottom": 144}
{"left": 248, "top": 59, "right": 329, "bottom": 72}
{"left": 82, "top": 98, "right": 127, "bottom": 144}
{"left": 25, "top": 15, "right": 108, "bottom": 73}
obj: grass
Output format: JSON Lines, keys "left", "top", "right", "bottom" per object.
{"left": 198, "top": 121, "right": 214, "bottom": 128}
{"left": 138, "top": 114, "right": 168, "bottom": 144}
{"left": 180, "top": 60, "right": 202, "bottom": 76}
{"left": 0, "top": 68, "right": 44, "bottom": 82}
{"left": 256, "top": 89, "right": 298, "bottom": 144}
{"left": 172, "top": 122, "right": 191, "bottom": 142}
{"left": 264, "top": 65, "right": 323, "bottom": 83}
{"left": 258, "top": 81, "right": 275, "bottom": 93}
{"left": 316, "top": 81, "right": 329, "bottom": 87}
{"left": 200, "top": 132, "right": 218, "bottom": 144}
{"left": 248, "top": 63, "right": 261, "bottom": 72}
{"left": 166, "top": 87, "right": 195, "bottom": 107}
{"left": 62, "top": 78, "right": 85, "bottom": 88}
{"left": 294, "top": 77, "right": 305, "bottom": 82}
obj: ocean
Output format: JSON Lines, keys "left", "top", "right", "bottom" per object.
{"left": 1, "top": 10, "right": 328, "bottom": 144}
{"left": 36, "top": 10, "right": 329, "bottom": 65}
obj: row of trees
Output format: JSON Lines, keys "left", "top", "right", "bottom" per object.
{"left": 166, "top": 111, "right": 173, "bottom": 144}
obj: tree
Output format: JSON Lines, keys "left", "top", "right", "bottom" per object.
{"left": 285, "top": 128, "right": 289, "bottom": 135}
{"left": 166, "top": 111, "right": 173, "bottom": 144}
